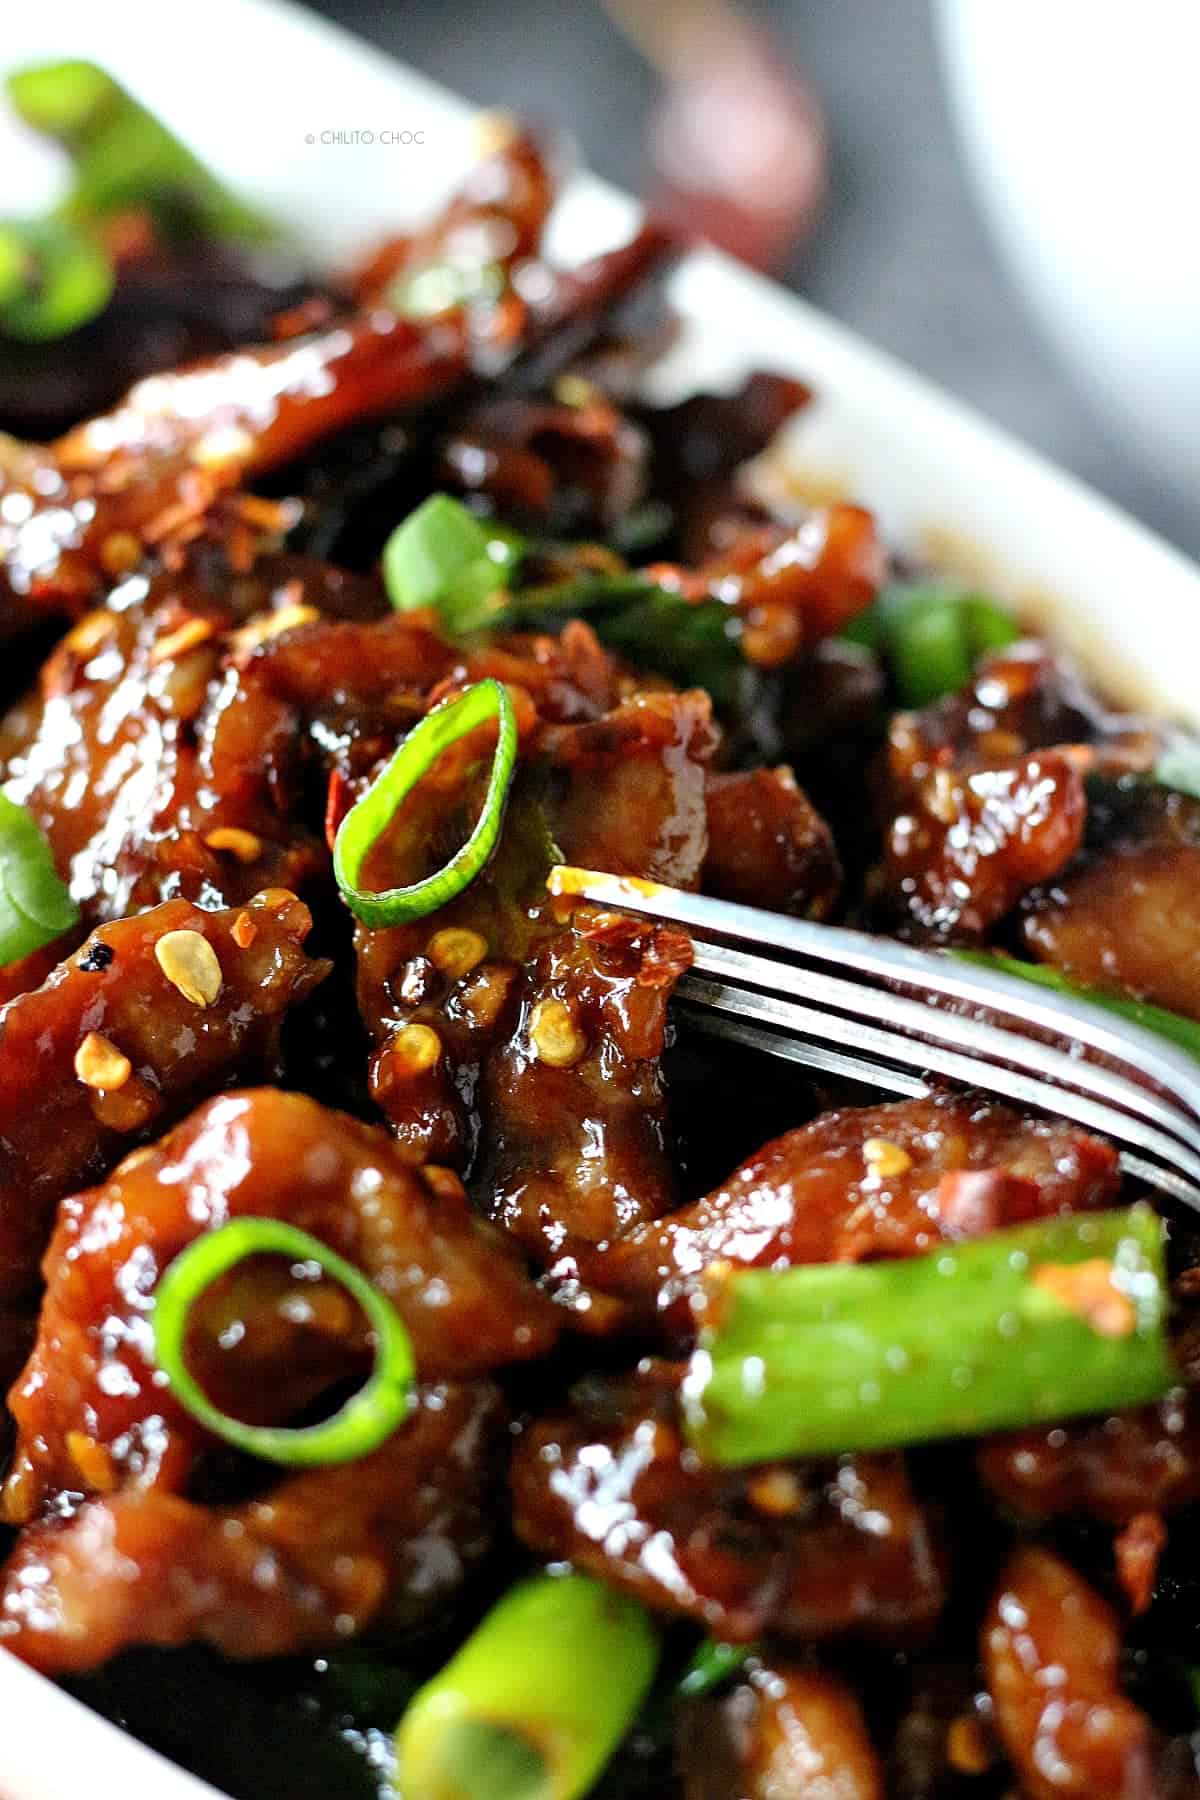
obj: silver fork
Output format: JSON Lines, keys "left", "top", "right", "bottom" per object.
{"left": 548, "top": 865, "right": 1200, "bottom": 1211}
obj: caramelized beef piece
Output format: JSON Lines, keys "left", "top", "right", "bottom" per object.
{"left": 577, "top": 1091, "right": 1119, "bottom": 1329}
{"left": 1022, "top": 781, "right": 1200, "bottom": 1021}
{"left": 886, "top": 645, "right": 1163, "bottom": 782}
{"left": 983, "top": 1547, "right": 1154, "bottom": 1800}
{"left": 646, "top": 505, "right": 883, "bottom": 668}
{"left": 511, "top": 1366, "right": 944, "bottom": 1643}
{"left": 0, "top": 1381, "right": 500, "bottom": 1674}
{"left": 439, "top": 391, "right": 648, "bottom": 531}
{"left": 678, "top": 1663, "right": 883, "bottom": 1800}
{"left": 353, "top": 679, "right": 713, "bottom": 1279}
{"left": 977, "top": 1391, "right": 1200, "bottom": 1525}
{"left": 4, "top": 1088, "right": 556, "bottom": 1520}
{"left": 0, "top": 890, "right": 325, "bottom": 1301}
{"left": 878, "top": 750, "right": 1086, "bottom": 943}
{"left": 702, "top": 767, "right": 841, "bottom": 918}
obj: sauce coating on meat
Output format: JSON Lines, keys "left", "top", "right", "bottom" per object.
{"left": 511, "top": 1365, "right": 944, "bottom": 1643}
{"left": 3, "top": 1087, "right": 556, "bottom": 1522}
{"left": 574, "top": 1091, "right": 1120, "bottom": 1329}
{"left": 0, "top": 890, "right": 326, "bottom": 1300}
{"left": 678, "top": 1663, "right": 884, "bottom": 1800}
{"left": 0, "top": 1381, "right": 501, "bottom": 1673}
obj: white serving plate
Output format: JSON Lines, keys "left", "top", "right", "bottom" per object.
{"left": 1, "top": 3, "right": 1199, "bottom": 1796}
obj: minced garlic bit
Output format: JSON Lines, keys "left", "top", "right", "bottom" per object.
{"left": 148, "top": 616, "right": 214, "bottom": 666}
{"left": 1031, "top": 1257, "right": 1138, "bottom": 1339}
{"left": 233, "top": 603, "right": 320, "bottom": 655}
{"left": 428, "top": 926, "right": 488, "bottom": 980}
{"left": 231, "top": 910, "right": 258, "bottom": 950}
{"left": 98, "top": 531, "right": 142, "bottom": 577}
{"left": 65, "top": 1430, "right": 118, "bottom": 1493}
{"left": 73, "top": 1031, "right": 133, "bottom": 1092}
{"left": 205, "top": 826, "right": 263, "bottom": 863}
{"left": 747, "top": 1468, "right": 806, "bottom": 1518}
{"left": 391, "top": 1022, "right": 442, "bottom": 1075}
{"left": 863, "top": 1137, "right": 913, "bottom": 1179}
{"left": 946, "top": 1715, "right": 992, "bottom": 1776}
{"left": 528, "top": 997, "right": 587, "bottom": 1068}
{"left": 422, "top": 1164, "right": 468, "bottom": 1204}
{"left": 155, "top": 929, "right": 223, "bottom": 1007}
{"left": 64, "top": 609, "right": 117, "bottom": 655}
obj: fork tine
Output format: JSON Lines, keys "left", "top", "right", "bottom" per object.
{"left": 688, "top": 939, "right": 1200, "bottom": 1166}
{"left": 550, "top": 865, "right": 1200, "bottom": 1128}
{"left": 682, "top": 1001, "right": 1200, "bottom": 1214}
{"left": 548, "top": 866, "right": 1200, "bottom": 1212}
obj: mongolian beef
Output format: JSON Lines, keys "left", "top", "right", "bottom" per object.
{"left": 1, "top": 67, "right": 1200, "bottom": 1800}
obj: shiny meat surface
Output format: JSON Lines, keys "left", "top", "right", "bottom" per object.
{"left": 702, "top": 766, "right": 841, "bottom": 917}
{"left": 678, "top": 1663, "right": 884, "bottom": 1800}
{"left": 977, "top": 1391, "right": 1200, "bottom": 1524}
{"left": 0, "top": 890, "right": 325, "bottom": 1300}
{"left": 0, "top": 1381, "right": 501, "bottom": 1673}
{"left": 982, "top": 1547, "right": 1155, "bottom": 1800}
{"left": 576, "top": 1091, "right": 1120, "bottom": 1328}
{"left": 511, "top": 1366, "right": 944, "bottom": 1642}
{"left": 4, "top": 1088, "right": 556, "bottom": 1521}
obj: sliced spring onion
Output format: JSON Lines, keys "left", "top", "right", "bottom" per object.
{"left": 843, "top": 582, "right": 1020, "bottom": 705}
{"left": 0, "top": 792, "right": 79, "bottom": 963}
{"left": 0, "top": 217, "right": 113, "bottom": 342}
{"left": 334, "top": 678, "right": 518, "bottom": 928}
{"left": 953, "top": 950, "right": 1200, "bottom": 1065}
{"left": 1155, "top": 741, "right": 1200, "bottom": 801}
{"left": 683, "top": 1205, "right": 1172, "bottom": 1466}
{"left": 393, "top": 1571, "right": 659, "bottom": 1800}
{"left": 151, "top": 1216, "right": 414, "bottom": 1467}
{"left": 7, "top": 59, "right": 275, "bottom": 243}
{"left": 382, "top": 493, "right": 524, "bottom": 635}
{"left": 677, "top": 1639, "right": 753, "bottom": 1700}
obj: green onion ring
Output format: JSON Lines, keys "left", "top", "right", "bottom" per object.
{"left": 152, "top": 1217, "right": 415, "bottom": 1467}
{"left": 334, "top": 678, "right": 518, "bottom": 928}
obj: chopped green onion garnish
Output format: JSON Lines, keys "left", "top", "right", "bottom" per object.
{"left": 394, "top": 1572, "right": 659, "bottom": 1800}
{"left": 677, "top": 1639, "right": 753, "bottom": 1700}
{"left": 382, "top": 494, "right": 524, "bottom": 636}
{"left": 684, "top": 1205, "right": 1172, "bottom": 1467}
{"left": 954, "top": 951, "right": 1200, "bottom": 1065}
{"left": 152, "top": 1217, "right": 414, "bottom": 1467}
{"left": 0, "top": 217, "right": 113, "bottom": 342}
{"left": 0, "top": 792, "right": 79, "bottom": 963}
{"left": 334, "top": 678, "right": 518, "bottom": 928}
{"left": 843, "top": 582, "right": 1020, "bottom": 705}
{"left": 1155, "top": 741, "right": 1200, "bottom": 801}
{"left": 7, "top": 59, "right": 275, "bottom": 243}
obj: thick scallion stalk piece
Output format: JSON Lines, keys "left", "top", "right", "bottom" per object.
{"left": 393, "top": 1572, "right": 659, "bottom": 1800}
{"left": 152, "top": 1217, "right": 415, "bottom": 1467}
{"left": 0, "top": 792, "right": 79, "bottom": 964}
{"left": 954, "top": 950, "right": 1200, "bottom": 1065}
{"left": 334, "top": 678, "right": 517, "bottom": 928}
{"left": 843, "top": 581, "right": 1020, "bottom": 705}
{"left": 684, "top": 1205, "right": 1172, "bottom": 1467}
{"left": 382, "top": 494, "right": 524, "bottom": 634}
{"left": 0, "top": 216, "right": 114, "bottom": 341}
{"left": 7, "top": 59, "right": 275, "bottom": 242}
{"left": 1156, "top": 741, "right": 1200, "bottom": 801}
{"left": 677, "top": 1639, "right": 753, "bottom": 1700}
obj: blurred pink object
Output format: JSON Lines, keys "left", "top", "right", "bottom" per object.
{"left": 606, "top": 0, "right": 827, "bottom": 269}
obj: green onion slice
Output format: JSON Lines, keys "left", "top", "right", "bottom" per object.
{"left": 843, "top": 582, "right": 1020, "bottom": 706}
{"left": 0, "top": 217, "right": 113, "bottom": 342}
{"left": 383, "top": 493, "right": 524, "bottom": 635}
{"left": 677, "top": 1639, "right": 753, "bottom": 1701}
{"left": 152, "top": 1217, "right": 415, "bottom": 1467}
{"left": 0, "top": 792, "right": 79, "bottom": 964}
{"left": 394, "top": 1571, "right": 659, "bottom": 1800}
{"left": 334, "top": 678, "right": 518, "bottom": 928}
